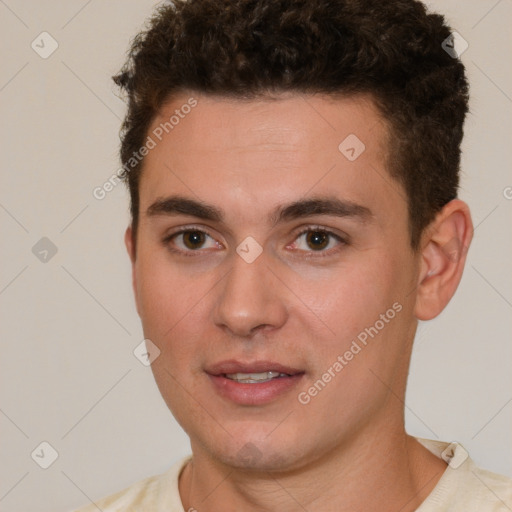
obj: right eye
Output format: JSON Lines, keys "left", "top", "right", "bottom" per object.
{"left": 163, "top": 228, "right": 223, "bottom": 255}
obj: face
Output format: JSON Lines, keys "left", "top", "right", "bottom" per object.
{"left": 128, "top": 92, "right": 422, "bottom": 472}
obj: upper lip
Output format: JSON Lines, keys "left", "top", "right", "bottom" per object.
{"left": 206, "top": 360, "right": 304, "bottom": 376}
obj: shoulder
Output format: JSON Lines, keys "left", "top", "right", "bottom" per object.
{"left": 72, "top": 456, "right": 191, "bottom": 512}
{"left": 436, "top": 463, "right": 512, "bottom": 511}
{"left": 459, "top": 464, "right": 512, "bottom": 510}
{"left": 416, "top": 439, "right": 512, "bottom": 512}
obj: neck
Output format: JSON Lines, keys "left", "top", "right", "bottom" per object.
{"left": 179, "top": 424, "right": 447, "bottom": 512}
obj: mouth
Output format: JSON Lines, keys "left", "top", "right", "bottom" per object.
{"left": 205, "top": 360, "right": 305, "bottom": 405}
{"left": 224, "top": 371, "right": 292, "bottom": 384}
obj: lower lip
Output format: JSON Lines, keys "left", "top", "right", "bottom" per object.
{"left": 208, "top": 373, "right": 304, "bottom": 406}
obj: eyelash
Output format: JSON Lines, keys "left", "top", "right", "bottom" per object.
{"left": 162, "top": 225, "right": 347, "bottom": 258}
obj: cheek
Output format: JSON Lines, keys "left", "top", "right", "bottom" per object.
{"left": 294, "top": 257, "right": 413, "bottom": 421}
{"left": 134, "top": 254, "right": 214, "bottom": 366}
{"left": 135, "top": 253, "right": 192, "bottom": 338}
{"left": 136, "top": 266, "right": 173, "bottom": 332}
{"left": 296, "top": 255, "right": 404, "bottom": 344}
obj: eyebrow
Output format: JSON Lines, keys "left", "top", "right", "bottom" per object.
{"left": 146, "top": 195, "right": 373, "bottom": 225}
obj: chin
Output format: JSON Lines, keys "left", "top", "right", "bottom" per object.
{"left": 199, "top": 430, "right": 308, "bottom": 473}
{"left": 223, "top": 446, "right": 294, "bottom": 472}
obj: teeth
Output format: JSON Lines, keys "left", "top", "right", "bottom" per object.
{"left": 225, "top": 371, "right": 288, "bottom": 383}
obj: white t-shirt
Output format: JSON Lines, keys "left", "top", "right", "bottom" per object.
{"left": 73, "top": 438, "right": 512, "bottom": 511}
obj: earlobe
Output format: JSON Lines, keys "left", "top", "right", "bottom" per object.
{"left": 125, "top": 226, "right": 136, "bottom": 264}
{"left": 124, "top": 226, "right": 140, "bottom": 315}
{"left": 414, "top": 200, "right": 473, "bottom": 321}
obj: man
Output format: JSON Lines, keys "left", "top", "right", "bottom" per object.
{"left": 76, "top": 0, "right": 512, "bottom": 510}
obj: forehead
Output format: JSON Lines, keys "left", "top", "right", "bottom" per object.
{"left": 138, "top": 92, "right": 406, "bottom": 231}
{"left": 149, "top": 92, "right": 388, "bottom": 155}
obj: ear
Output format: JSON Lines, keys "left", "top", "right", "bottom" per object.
{"left": 124, "top": 226, "right": 140, "bottom": 315}
{"left": 414, "top": 199, "right": 473, "bottom": 321}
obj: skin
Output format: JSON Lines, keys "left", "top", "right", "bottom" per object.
{"left": 125, "top": 92, "right": 473, "bottom": 512}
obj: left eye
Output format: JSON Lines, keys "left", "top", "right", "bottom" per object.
{"left": 292, "top": 229, "right": 343, "bottom": 252}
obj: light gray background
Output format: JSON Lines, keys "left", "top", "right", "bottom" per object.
{"left": 0, "top": 1, "right": 511, "bottom": 511}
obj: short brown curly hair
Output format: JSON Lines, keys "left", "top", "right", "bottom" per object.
{"left": 113, "top": 0, "right": 469, "bottom": 249}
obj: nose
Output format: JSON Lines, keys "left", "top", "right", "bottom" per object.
{"left": 212, "top": 250, "right": 288, "bottom": 339}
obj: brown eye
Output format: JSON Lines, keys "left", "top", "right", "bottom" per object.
{"left": 291, "top": 228, "right": 345, "bottom": 255}
{"left": 305, "top": 231, "right": 329, "bottom": 250}
{"left": 163, "top": 228, "right": 221, "bottom": 255}
{"left": 182, "top": 231, "right": 206, "bottom": 249}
